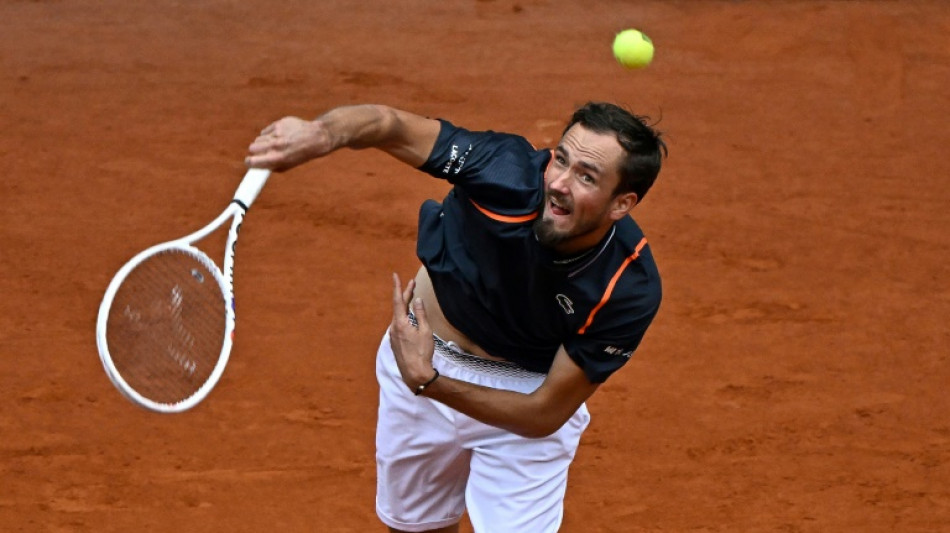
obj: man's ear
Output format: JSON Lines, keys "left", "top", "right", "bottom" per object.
{"left": 609, "top": 192, "right": 638, "bottom": 220}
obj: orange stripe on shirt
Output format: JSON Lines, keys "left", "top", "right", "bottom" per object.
{"left": 470, "top": 199, "right": 539, "bottom": 223}
{"left": 577, "top": 237, "right": 648, "bottom": 334}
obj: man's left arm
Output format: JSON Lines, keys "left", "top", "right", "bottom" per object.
{"left": 390, "top": 275, "right": 599, "bottom": 439}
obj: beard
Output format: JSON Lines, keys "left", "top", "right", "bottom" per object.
{"left": 534, "top": 190, "right": 573, "bottom": 248}
{"left": 533, "top": 211, "right": 605, "bottom": 249}
{"left": 533, "top": 191, "right": 611, "bottom": 251}
{"left": 532, "top": 216, "right": 569, "bottom": 248}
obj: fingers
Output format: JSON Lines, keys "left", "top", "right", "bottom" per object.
{"left": 248, "top": 121, "right": 283, "bottom": 153}
{"left": 392, "top": 273, "right": 421, "bottom": 332}
{"left": 402, "top": 279, "right": 415, "bottom": 306}
{"left": 411, "top": 295, "right": 429, "bottom": 333}
{"left": 245, "top": 130, "right": 281, "bottom": 169}
{"left": 245, "top": 116, "right": 334, "bottom": 171}
{"left": 244, "top": 117, "right": 299, "bottom": 170}
{"left": 392, "top": 273, "right": 408, "bottom": 321}
{"left": 244, "top": 152, "right": 278, "bottom": 170}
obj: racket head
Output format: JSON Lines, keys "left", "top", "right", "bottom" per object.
{"left": 96, "top": 242, "right": 234, "bottom": 413}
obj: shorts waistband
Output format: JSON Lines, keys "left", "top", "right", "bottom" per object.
{"left": 408, "top": 310, "right": 545, "bottom": 380}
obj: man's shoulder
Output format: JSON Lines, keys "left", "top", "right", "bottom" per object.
{"left": 431, "top": 124, "right": 550, "bottom": 217}
{"left": 424, "top": 120, "right": 541, "bottom": 170}
{"left": 586, "top": 218, "right": 661, "bottom": 309}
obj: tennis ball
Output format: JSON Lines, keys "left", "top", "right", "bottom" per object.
{"left": 613, "top": 29, "right": 654, "bottom": 69}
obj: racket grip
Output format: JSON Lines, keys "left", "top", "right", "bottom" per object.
{"left": 233, "top": 168, "right": 272, "bottom": 209}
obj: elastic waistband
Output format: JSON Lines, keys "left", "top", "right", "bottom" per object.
{"left": 408, "top": 310, "right": 545, "bottom": 380}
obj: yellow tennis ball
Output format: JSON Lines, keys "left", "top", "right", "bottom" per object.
{"left": 613, "top": 29, "right": 654, "bottom": 69}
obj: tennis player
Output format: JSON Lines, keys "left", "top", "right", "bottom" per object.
{"left": 246, "top": 102, "right": 666, "bottom": 533}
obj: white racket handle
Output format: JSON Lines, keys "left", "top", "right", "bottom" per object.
{"left": 233, "top": 168, "right": 271, "bottom": 209}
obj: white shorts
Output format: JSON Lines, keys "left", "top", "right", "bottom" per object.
{"left": 375, "top": 329, "right": 591, "bottom": 533}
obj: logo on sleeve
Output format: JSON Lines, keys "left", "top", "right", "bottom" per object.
{"left": 603, "top": 346, "right": 633, "bottom": 359}
{"left": 442, "top": 143, "right": 473, "bottom": 175}
{"left": 442, "top": 144, "right": 459, "bottom": 174}
{"left": 555, "top": 294, "right": 574, "bottom": 315}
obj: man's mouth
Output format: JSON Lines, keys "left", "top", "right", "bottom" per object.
{"left": 549, "top": 195, "right": 571, "bottom": 216}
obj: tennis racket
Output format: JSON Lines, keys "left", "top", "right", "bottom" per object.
{"left": 96, "top": 167, "right": 271, "bottom": 413}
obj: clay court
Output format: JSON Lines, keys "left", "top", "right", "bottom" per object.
{"left": 2, "top": 1, "right": 948, "bottom": 531}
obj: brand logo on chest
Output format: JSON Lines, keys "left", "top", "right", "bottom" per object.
{"left": 555, "top": 294, "right": 574, "bottom": 315}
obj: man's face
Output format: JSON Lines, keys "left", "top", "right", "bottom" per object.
{"left": 534, "top": 124, "right": 636, "bottom": 254}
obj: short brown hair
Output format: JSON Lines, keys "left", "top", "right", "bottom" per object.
{"left": 564, "top": 102, "right": 667, "bottom": 202}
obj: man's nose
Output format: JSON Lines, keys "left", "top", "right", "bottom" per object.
{"left": 548, "top": 169, "right": 571, "bottom": 192}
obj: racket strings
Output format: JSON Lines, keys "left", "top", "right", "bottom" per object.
{"left": 106, "top": 249, "right": 227, "bottom": 405}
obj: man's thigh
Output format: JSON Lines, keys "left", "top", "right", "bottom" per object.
{"left": 464, "top": 404, "right": 591, "bottom": 533}
{"left": 376, "top": 331, "right": 471, "bottom": 532}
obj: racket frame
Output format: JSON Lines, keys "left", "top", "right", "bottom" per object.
{"left": 96, "top": 168, "right": 270, "bottom": 413}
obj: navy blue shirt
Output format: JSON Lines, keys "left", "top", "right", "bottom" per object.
{"left": 416, "top": 120, "right": 661, "bottom": 383}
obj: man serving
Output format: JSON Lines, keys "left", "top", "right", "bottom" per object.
{"left": 246, "top": 101, "right": 666, "bottom": 533}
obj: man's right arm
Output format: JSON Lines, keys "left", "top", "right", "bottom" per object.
{"left": 245, "top": 104, "right": 440, "bottom": 171}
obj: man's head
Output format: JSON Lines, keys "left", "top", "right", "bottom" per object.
{"left": 565, "top": 102, "right": 667, "bottom": 201}
{"left": 534, "top": 102, "right": 666, "bottom": 254}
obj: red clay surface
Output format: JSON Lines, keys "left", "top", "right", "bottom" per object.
{"left": 2, "top": 1, "right": 949, "bottom": 531}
